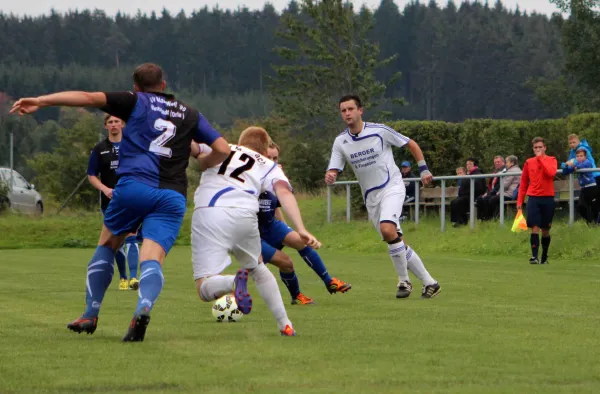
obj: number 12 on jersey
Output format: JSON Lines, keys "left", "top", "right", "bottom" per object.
{"left": 218, "top": 151, "right": 255, "bottom": 183}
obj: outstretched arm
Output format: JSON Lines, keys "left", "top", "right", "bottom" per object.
{"left": 11, "top": 92, "right": 108, "bottom": 115}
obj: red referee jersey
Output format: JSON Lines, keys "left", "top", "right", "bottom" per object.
{"left": 517, "top": 155, "right": 558, "bottom": 206}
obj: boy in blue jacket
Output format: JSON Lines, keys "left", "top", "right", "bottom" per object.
{"left": 561, "top": 134, "right": 600, "bottom": 183}
{"left": 563, "top": 148, "right": 600, "bottom": 223}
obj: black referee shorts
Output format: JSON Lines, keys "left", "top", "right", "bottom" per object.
{"left": 525, "top": 196, "right": 555, "bottom": 229}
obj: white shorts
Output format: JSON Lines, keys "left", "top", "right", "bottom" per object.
{"left": 366, "top": 186, "right": 405, "bottom": 238}
{"left": 191, "top": 207, "right": 260, "bottom": 280}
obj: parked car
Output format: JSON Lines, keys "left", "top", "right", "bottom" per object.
{"left": 0, "top": 168, "right": 44, "bottom": 214}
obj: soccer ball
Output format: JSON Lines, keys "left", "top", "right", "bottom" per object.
{"left": 212, "top": 294, "right": 244, "bottom": 322}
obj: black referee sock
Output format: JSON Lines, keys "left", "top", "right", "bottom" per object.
{"left": 530, "top": 234, "right": 540, "bottom": 259}
{"left": 541, "top": 236, "right": 551, "bottom": 261}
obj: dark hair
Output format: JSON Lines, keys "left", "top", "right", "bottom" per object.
{"left": 338, "top": 94, "right": 363, "bottom": 108}
{"left": 466, "top": 157, "right": 479, "bottom": 166}
{"left": 576, "top": 148, "right": 588, "bottom": 156}
{"left": 532, "top": 137, "right": 545, "bottom": 146}
{"left": 104, "top": 114, "right": 123, "bottom": 125}
{"left": 133, "top": 63, "right": 164, "bottom": 92}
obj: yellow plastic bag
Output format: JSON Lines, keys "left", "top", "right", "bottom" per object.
{"left": 511, "top": 209, "right": 528, "bottom": 232}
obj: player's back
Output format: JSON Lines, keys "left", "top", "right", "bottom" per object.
{"left": 112, "top": 91, "right": 217, "bottom": 197}
{"left": 195, "top": 144, "right": 288, "bottom": 212}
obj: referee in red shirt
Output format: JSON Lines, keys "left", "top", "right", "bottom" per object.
{"left": 517, "top": 137, "right": 558, "bottom": 264}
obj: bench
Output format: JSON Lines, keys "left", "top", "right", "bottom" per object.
{"left": 404, "top": 179, "right": 580, "bottom": 219}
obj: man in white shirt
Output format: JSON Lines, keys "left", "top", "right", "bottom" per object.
{"left": 325, "top": 95, "right": 441, "bottom": 299}
{"left": 192, "top": 127, "right": 320, "bottom": 336}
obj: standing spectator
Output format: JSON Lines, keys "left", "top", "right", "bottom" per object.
{"left": 476, "top": 156, "right": 506, "bottom": 220}
{"left": 563, "top": 148, "right": 600, "bottom": 223}
{"left": 517, "top": 137, "right": 557, "bottom": 265}
{"left": 561, "top": 134, "right": 600, "bottom": 186}
{"left": 451, "top": 158, "right": 486, "bottom": 226}
{"left": 485, "top": 155, "right": 521, "bottom": 219}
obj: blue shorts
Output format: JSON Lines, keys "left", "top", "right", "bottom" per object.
{"left": 103, "top": 177, "right": 186, "bottom": 254}
{"left": 525, "top": 196, "right": 555, "bottom": 229}
{"left": 259, "top": 220, "right": 294, "bottom": 263}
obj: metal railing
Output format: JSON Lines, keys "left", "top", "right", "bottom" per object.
{"left": 327, "top": 167, "right": 600, "bottom": 230}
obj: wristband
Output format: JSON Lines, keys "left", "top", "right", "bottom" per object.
{"left": 420, "top": 170, "right": 432, "bottom": 178}
{"left": 417, "top": 160, "right": 428, "bottom": 173}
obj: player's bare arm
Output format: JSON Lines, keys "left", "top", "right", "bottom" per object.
{"left": 405, "top": 140, "right": 433, "bottom": 185}
{"left": 87, "top": 175, "right": 113, "bottom": 199}
{"left": 274, "top": 181, "right": 320, "bottom": 249}
{"left": 274, "top": 207, "right": 287, "bottom": 224}
{"left": 198, "top": 137, "right": 230, "bottom": 171}
{"left": 10, "top": 91, "right": 108, "bottom": 115}
{"left": 325, "top": 169, "right": 339, "bottom": 185}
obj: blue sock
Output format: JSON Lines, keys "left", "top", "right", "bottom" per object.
{"left": 83, "top": 246, "right": 115, "bottom": 318}
{"left": 135, "top": 260, "right": 164, "bottom": 316}
{"left": 115, "top": 246, "right": 127, "bottom": 280}
{"left": 125, "top": 236, "right": 139, "bottom": 279}
{"left": 279, "top": 270, "right": 301, "bottom": 299}
{"left": 299, "top": 246, "right": 332, "bottom": 285}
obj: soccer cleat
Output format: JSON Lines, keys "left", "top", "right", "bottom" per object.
{"left": 327, "top": 278, "right": 352, "bottom": 294}
{"left": 129, "top": 278, "right": 139, "bottom": 290}
{"left": 396, "top": 281, "right": 413, "bottom": 299}
{"left": 421, "top": 282, "right": 441, "bottom": 299}
{"left": 292, "top": 293, "right": 315, "bottom": 305}
{"left": 540, "top": 258, "right": 549, "bottom": 265}
{"left": 119, "top": 278, "right": 129, "bottom": 290}
{"left": 67, "top": 316, "right": 98, "bottom": 334}
{"left": 280, "top": 325, "right": 297, "bottom": 336}
{"left": 234, "top": 269, "right": 252, "bottom": 315}
{"left": 122, "top": 314, "right": 151, "bottom": 342}
{"left": 529, "top": 257, "right": 540, "bottom": 265}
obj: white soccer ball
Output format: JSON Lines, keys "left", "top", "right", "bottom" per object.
{"left": 212, "top": 294, "right": 244, "bottom": 322}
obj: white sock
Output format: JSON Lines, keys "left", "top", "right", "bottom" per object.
{"left": 388, "top": 240, "right": 410, "bottom": 282}
{"left": 406, "top": 246, "right": 436, "bottom": 286}
{"left": 250, "top": 263, "right": 292, "bottom": 331}
{"left": 199, "top": 275, "right": 235, "bottom": 301}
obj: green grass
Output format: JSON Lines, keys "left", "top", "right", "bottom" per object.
{"left": 3, "top": 193, "right": 600, "bottom": 261}
{"left": 1, "top": 248, "right": 600, "bottom": 393}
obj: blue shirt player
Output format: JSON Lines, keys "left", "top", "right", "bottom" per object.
{"left": 10, "top": 63, "right": 231, "bottom": 342}
{"left": 259, "top": 142, "right": 351, "bottom": 304}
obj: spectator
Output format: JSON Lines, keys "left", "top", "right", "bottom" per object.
{"left": 563, "top": 148, "right": 600, "bottom": 223}
{"left": 484, "top": 155, "right": 521, "bottom": 219}
{"left": 401, "top": 161, "right": 417, "bottom": 204}
{"left": 561, "top": 134, "right": 600, "bottom": 186}
{"left": 476, "top": 155, "right": 506, "bottom": 220}
{"left": 451, "top": 158, "right": 486, "bottom": 226}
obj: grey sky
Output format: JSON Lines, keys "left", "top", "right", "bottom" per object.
{"left": 2, "top": 0, "right": 562, "bottom": 17}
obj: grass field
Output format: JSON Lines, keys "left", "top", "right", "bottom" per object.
{"left": 2, "top": 247, "right": 600, "bottom": 393}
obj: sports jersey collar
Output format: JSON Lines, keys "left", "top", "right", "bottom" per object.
{"left": 147, "top": 91, "right": 176, "bottom": 100}
{"left": 346, "top": 121, "right": 367, "bottom": 138}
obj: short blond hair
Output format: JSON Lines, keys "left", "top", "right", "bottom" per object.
{"left": 238, "top": 127, "right": 270, "bottom": 155}
{"left": 568, "top": 134, "right": 579, "bottom": 141}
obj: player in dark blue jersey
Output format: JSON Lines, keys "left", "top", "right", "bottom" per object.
{"left": 259, "top": 142, "right": 351, "bottom": 304}
{"left": 11, "top": 63, "right": 231, "bottom": 342}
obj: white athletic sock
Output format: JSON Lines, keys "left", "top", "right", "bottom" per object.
{"left": 250, "top": 263, "right": 292, "bottom": 331}
{"left": 199, "top": 275, "right": 235, "bottom": 301}
{"left": 388, "top": 240, "right": 410, "bottom": 282}
{"left": 406, "top": 246, "right": 436, "bottom": 286}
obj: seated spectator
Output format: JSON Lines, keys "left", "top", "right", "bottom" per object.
{"left": 476, "top": 155, "right": 506, "bottom": 220}
{"left": 485, "top": 155, "right": 521, "bottom": 219}
{"left": 401, "top": 161, "right": 416, "bottom": 204}
{"left": 563, "top": 148, "right": 600, "bottom": 223}
{"left": 451, "top": 158, "right": 486, "bottom": 226}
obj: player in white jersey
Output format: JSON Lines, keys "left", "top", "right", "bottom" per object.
{"left": 325, "top": 95, "right": 441, "bottom": 299}
{"left": 191, "top": 126, "right": 320, "bottom": 336}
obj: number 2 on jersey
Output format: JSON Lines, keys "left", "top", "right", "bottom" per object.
{"left": 218, "top": 151, "right": 255, "bottom": 183}
{"left": 150, "top": 118, "right": 177, "bottom": 158}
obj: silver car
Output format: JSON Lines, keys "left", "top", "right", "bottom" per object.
{"left": 0, "top": 167, "right": 44, "bottom": 214}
